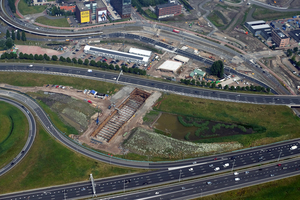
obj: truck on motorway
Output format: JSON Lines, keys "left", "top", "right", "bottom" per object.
{"left": 173, "top": 29, "right": 180, "bottom": 33}
{"left": 66, "top": 39, "right": 70, "bottom": 42}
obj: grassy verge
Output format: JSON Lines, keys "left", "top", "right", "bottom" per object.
{"left": 207, "top": 11, "right": 224, "bottom": 27}
{"left": 145, "top": 9, "right": 157, "bottom": 19}
{"left": 18, "top": 0, "right": 47, "bottom": 15}
{"left": 0, "top": 101, "right": 28, "bottom": 168}
{"left": 252, "top": 5, "right": 300, "bottom": 21}
{"left": 0, "top": 72, "right": 122, "bottom": 95}
{"left": 35, "top": 16, "right": 70, "bottom": 27}
{"left": 0, "top": 123, "right": 146, "bottom": 194}
{"left": 197, "top": 174, "right": 300, "bottom": 200}
{"left": 153, "top": 93, "right": 300, "bottom": 147}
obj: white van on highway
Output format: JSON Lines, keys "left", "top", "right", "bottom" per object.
{"left": 290, "top": 145, "right": 298, "bottom": 150}
{"left": 87, "top": 69, "right": 92, "bottom": 72}
{"left": 28, "top": 65, "right": 33, "bottom": 67}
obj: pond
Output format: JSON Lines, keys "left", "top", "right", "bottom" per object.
{"left": 154, "top": 113, "right": 253, "bottom": 141}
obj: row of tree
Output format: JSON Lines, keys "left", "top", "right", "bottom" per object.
{"left": 0, "top": 53, "right": 147, "bottom": 75}
{"left": 0, "top": 38, "right": 14, "bottom": 49}
{"left": 6, "top": 30, "right": 27, "bottom": 41}
{"left": 180, "top": 79, "right": 270, "bottom": 93}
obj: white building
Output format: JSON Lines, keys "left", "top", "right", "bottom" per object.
{"left": 129, "top": 48, "right": 152, "bottom": 57}
{"left": 84, "top": 45, "right": 149, "bottom": 64}
{"left": 157, "top": 60, "right": 182, "bottom": 73}
{"left": 173, "top": 55, "right": 189, "bottom": 63}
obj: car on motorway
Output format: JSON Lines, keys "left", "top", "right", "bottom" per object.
{"left": 189, "top": 168, "right": 193, "bottom": 171}
{"left": 277, "top": 164, "right": 282, "bottom": 167}
{"left": 207, "top": 181, "right": 212, "bottom": 185}
{"left": 282, "top": 167, "right": 287, "bottom": 169}
{"left": 214, "top": 157, "right": 217, "bottom": 160}
{"left": 181, "top": 187, "right": 185, "bottom": 190}
{"left": 290, "top": 145, "right": 298, "bottom": 150}
{"left": 88, "top": 69, "right": 93, "bottom": 72}
{"left": 28, "top": 64, "right": 33, "bottom": 67}
{"left": 233, "top": 172, "right": 239, "bottom": 175}
{"left": 235, "top": 178, "right": 240, "bottom": 181}
{"left": 214, "top": 167, "right": 220, "bottom": 171}
{"left": 270, "top": 174, "right": 274, "bottom": 177}
{"left": 209, "top": 164, "right": 214, "bottom": 167}
{"left": 193, "top": 161, "right": 197, "bottom": 164}
{"left": 155, "top": 192, "right": 159, "bottom": 195}
{"left": 245, "top": 171, "right": 249, "bottom": 174}
{"left": 223, "top": 163, "right": 229, "bottom": 168}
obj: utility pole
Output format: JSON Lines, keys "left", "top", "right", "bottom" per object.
{"left": 278, "top": 149, "right": 283, "bottom": 162}
{"left": 124, "top": 180, "right": 125, "bottom": 193}
{"left": 179, "top": 170, "right": 182, "bottom": 182}
{"left": 116, "top": 70, "right": 123, "bottom": 83}
{"left": 231, "top": 159, "right": 236, "bottom": 172}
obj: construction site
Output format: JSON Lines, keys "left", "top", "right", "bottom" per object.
{"left": 90, "top": 88, "right": 151, "bottom": 143}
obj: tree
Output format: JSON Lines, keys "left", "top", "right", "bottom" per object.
{"left": 72, "top": 58, "right": 77, "bottom": 64}
{"left": 84, "top": 59, "right": 89, "bottom": 65}
{"left": 196, "top": 81, "right": 200, "bottom": 86}
{"left": 230, "top": 86, "right": 235, "bottom": 90}
{"left": 241, "top": 87, "right": 245, "bottom": 91}
{"left": 17, "top": 31, "right": 20, "bottom": 40}
{"left": 43, "top": 54, "right": 48, "bottom": 60}
{"left": 236, "top": 86, "right": 240, "bottom": 90}
{"left": 108, "top": 64, "right": 114, "bottom": 70}
{"left": 218, "top": 84, "right": 222, "bottom": 89}
{"left": 206, "top": 82, "right": 211, "bottom": 87}
{"left": 287, "top": 49, "right": 293, "bottom": 57}
{"left": 52, "top": 55, "right": 58, "bottom": 61}
{"left": 224, "top": 85, "right": 229, "bottom": 90}
{"left": 8, "top": 0, "right": 16, "bottom": 13}
{"left": 23, "top": 53, "right": 29, "bottom": 59}
{"left": 6, "top": 30, "right": 10, "bottom": 39}
{"left": 211, "top": 82, "right": 216, "bottom": 88}
{"left": 1, "top": 52, "right": 7, "bottom": 59}
{"left": 28, "top": 54, "right": 34, "bottom": 60}
{"left": 5, "top": 38, "right": 13, "bottom": 49}
{"left": 246, "top": 86, "right": 250, "bottom": 91}
{"left": 210, "top": 60, "right": 224, "bottom": 78}
{"left": 66, "top": 57, "right": 71, "bottom": 63}
{"left": 294, "top": 47, "right": 298, "bottom": 53}
{"left": 297, "top": 61, "right": 300, "bottom": 67}
{"left": 38, "top": 54, "right": 43, "bottom": 60}
{"left": 21, "top": 31, "right": 26, "bottom": 41}
{"left": 250, "top": 85, "right": 254, "bottom": 91}
{"left": 90, "top": 60, "right": 96, "bottom": 66}
{"left": 266, "top": 88, "right": 270, "bottom": 93}
{"left": 96, "top": 61, "right": 101, "bottom": 67}
{"left": 19, "top": 52, "right": 24, "bottom": 59}
{"left": 122, "top": 66, "right": 128, "bottom": 72}
{"left": 34, "top": 54, "right": 39, "bottom": 60}
{"left": 115, "top": 65, "right": 120, "bottom": 71}
{"left": 128, "top": 68, "right": 133, "bottom": 73}
{"left": 191, "top": 79, "right": 195, "bottom": 85}
{"left": 291, "top": 56, "right": 296, "bottom": 63}
{"left": 45, "top": 56, "right": 50, "bottom": 61}
{"left": 78, "top": 59, "right": 83, "bottom": 64}
{"left": 11, "top": 30, "right": 15, "bottom": 40}
{"left": 201, "top": 81, "right": 205, "bottom": 86}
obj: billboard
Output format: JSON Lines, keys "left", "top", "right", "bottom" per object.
{"left": 97, "top": 10, "right": 107, "bottom": 22}
{"left": 81, "top": 11, "right": 90, "bottom": 23}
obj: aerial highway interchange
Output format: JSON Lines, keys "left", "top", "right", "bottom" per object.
{"left": 1, "top": 0, "right": 300, "bottom": 199}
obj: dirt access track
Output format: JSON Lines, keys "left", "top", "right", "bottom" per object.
{"left": 0, "top": 84, "right": 161, "bottom": 155}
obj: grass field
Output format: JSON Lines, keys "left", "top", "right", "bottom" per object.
{"left": 0, "top": 101, "right": 28, "bottom": 168}
{"left": 0, "top": 72, "right": 122, "bottom": 95}
{"left": 154, "top": 94, "right": 300, "bottom": 147}
{"left": 208, "top": 11, "right": 224, "bottom": 27}
{"left": 197, "top": 174, "right": 300, "bottom": 200}
{"left": 18, "top": 0, "right": 47, "bottom": 15}
{"left": 0, "top": 123, "right": 146, "bottom": 194}
{"left": 252, "top": 5, "right": 300, "bottom": 20}
{"left": 35, "top": 16, "right": 70, "bottom": 27}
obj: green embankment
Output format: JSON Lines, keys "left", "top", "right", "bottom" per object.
{"left": 35, "top": 16, "right": 70, "bottom": 27}
{"left": 0, "top": 123, "right": 146, "bottom": 194}
{"left": 154, "top": 94, "right": 300, "bottom": 146}
{"left": 0, "top": 101, "right": 28, "bottom": 168}
{"left": 18, "top": 0, "right": 47, "bottom": 15}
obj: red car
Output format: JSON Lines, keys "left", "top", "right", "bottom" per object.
{"left": 214, "top": 158, "right": 217, "bottom": 160}
{"left": 56, "top": 85, "right": 59, "bottom": 88}
{"left": 277, "top": 164, "right": 282, "bottom": 167}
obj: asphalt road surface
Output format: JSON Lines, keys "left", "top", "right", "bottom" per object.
{"left": 107, "top": 158, "right": 300, "bottom": 200}
{"left": 2, "top": 63, "right": 300, "bottom": 105}
{"left": 0, "top": 97, "right": 36, "bottom": 177}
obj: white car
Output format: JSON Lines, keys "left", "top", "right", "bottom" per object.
{"left": 155, "top": 192, "right": 159, "bottom": 195}
{"left": 245, "top": 171, "right": 249, "bottom": 174}
{"left": 209, "top": 164, "right": 214, "bottom": 167}
{"left": 235, "top": 178, "right": 240, "bottom": 181}
{"left": 189, "top": 168, "right": 193, "bottom": 172}
{"left": 234, "top": 172, "right": 239, "bottom": 175}
{"left": 214, "top": 167, "right": 220, "bottom": 171}
{"left": 87, "top": 69, "right": 92, "bottom": 72}
{"left": 223, "top": 163, "right": 229, "bottom": 168}
{"left": 290, "top": 145, "right": 298, "bottom": 150}
{"left": 28, "top": 65, "right": 33, "bottom": 67}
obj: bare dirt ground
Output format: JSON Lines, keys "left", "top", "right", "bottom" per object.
{"left": 16, "top": 45, "right": 63, "bottom": 56}
{"left": 290, "top": 0, "right": 300, "bottom": 8}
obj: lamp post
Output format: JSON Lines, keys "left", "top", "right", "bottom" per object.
{"left": 231, "top": 159, "right": 236, "bottom": 172}
{"left": 179, "top": 170, "right": 182, "bottom": 182}
{"left": 278, "top": 149, "right": 283, "bottom": 162}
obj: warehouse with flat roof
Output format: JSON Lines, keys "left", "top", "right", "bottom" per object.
{"left": 129, "top": 48, "right": 152, "bottom": 57}
{"left": 157, "top": 60, "right": 182, "bottom": 73}
{"left": 84, "top": 45, "right": 149, "bottom": 64}
{"left": 173, "top": 55, "right": 189, "bottom": 63}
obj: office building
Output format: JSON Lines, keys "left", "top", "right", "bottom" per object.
{"left": 110, "top": 0, "right": 131, "bottom": 18}
{"left": 156, "top": 3, "right": 182, "bottom": 19}
{"left": 272, "top": 29, "right": 290, "bottom": 47}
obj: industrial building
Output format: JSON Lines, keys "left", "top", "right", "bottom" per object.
{"left": 272, "top": 29, "right": 290, "bottom": 47}
{"left": 260, "top": 29, "right": 272, "bottom": 41}
{"left": 245, "top": 20, "right": 271, "bottom": 36}
{"left": 189, "top": 69, "right": 206, "bottom": 80}
{"left": 84, "top": 45, "right": 149, "bottom": 64}
{"left": 157, "top": 60, "right": 182, "bottom": 73}
{"left": 110, "top": 0, "right": 131, "bottom": 19}
{"left": 75, "top": 0, "right": 107, "bottom": 23}
{"left": 155, "top": 3, "right": 182, "bottom": 19}
{"left": 173, "top": 55, "right": 189, "bottom": 63}
{"left": 289, "top": 30, "right": 300, "bottom": 43}
{"left": 129, "top": 48, "right": 152, "bottom": 57}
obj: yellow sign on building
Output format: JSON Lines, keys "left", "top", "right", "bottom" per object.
{"left": 81, "top": 11, "right": 90, "bottom": 23}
